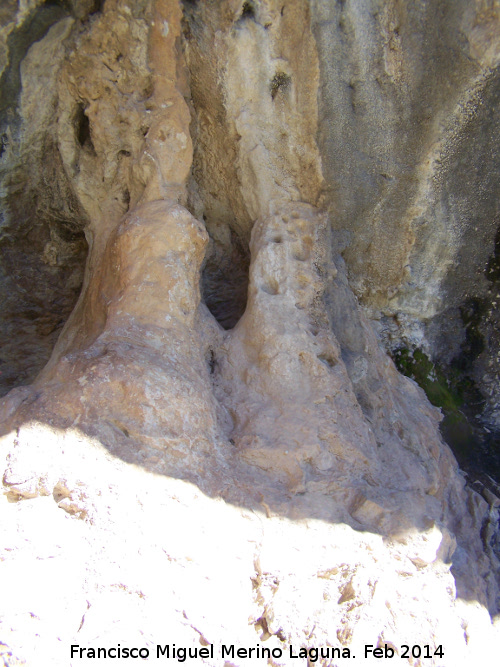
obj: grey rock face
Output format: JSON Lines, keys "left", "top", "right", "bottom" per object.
{"left": 0, "top": 2, "right": 500, "bottom": 663}
{"left": 0, "top": 6, "right": 90, "bottom": 394}
{"left": 310, "top": 0, "right": 500, "bottom": 457}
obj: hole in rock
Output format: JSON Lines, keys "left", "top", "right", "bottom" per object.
{"left": 317, "top": 352, "right": 337, "bottom": 369}
{"left": 0, "top": 133, "right": 8, "bottom": 158}
{"left": 90, "top": 0, "right": 104, "bottom": 13}
{"left": 202, "top": 230, "right": 250, "bottom": 330}
{"left": 241, "top": 1, "right": 256, "bottom": 19}
{"left": 75, "top": 103, "right": 95, "bottom": 153}
{"left": 122, "top": 188, "right": 131, "bottom": 210}
{"left": 207, "top": 349, "right": 216, "bottom": 374}
{"left": 261, "top": 279, "right": 280, "bottom": 296}
{"left": 270, "top": 72, "right": 291, "bottom": 100}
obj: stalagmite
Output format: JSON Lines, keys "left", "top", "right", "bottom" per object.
{"left": 0, "top": 1, "right": 499, "bottom": 665}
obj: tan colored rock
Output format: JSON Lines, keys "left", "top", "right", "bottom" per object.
{"left": 217, "top": 204, "right": 378, "bottom": 499}
{"left": 0, "top": 2, "right": 499, "bottom": 666}
{"left": 2, "top": 200, "right": 229, "bottom": 490}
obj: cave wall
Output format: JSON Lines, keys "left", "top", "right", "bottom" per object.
{"left": 0, "top": 4, "right": 89, "bottom": 393}
{"left": 183, "top": 0, "right": 324, "bottom": 329}
{"left": 1, "top": 0, "right": 499, "bottom": 441}
{"left": 0, "top": 1, "right": 500, "bottom": 664}
{"left": 310, "top": 0, "right": 500, "bottom": 438}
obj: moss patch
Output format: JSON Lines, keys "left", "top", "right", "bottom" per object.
{"left": 270, "top": 72, "right": 291, "bottom": 100}
{"left": 393, "top": 347, "right": 476, "bottom": 466}
{"left": 394, "top": 348, "right": 457, "bottom": 410}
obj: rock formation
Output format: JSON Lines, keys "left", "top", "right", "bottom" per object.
{"left": 1, "top": 1, "right": 500, "bottom": 665}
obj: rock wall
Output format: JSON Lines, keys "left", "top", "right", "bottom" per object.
{"left": 1, "top": 1, "right": 500, "bottom": 666}
{"left": 0, "top": 3, "right": 89, "bottom": 392}
{"left": 311, "top": 0, "right": 500, "bottom": 449}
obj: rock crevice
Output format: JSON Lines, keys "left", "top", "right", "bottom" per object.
{"left": 0, "top": 1, "right": 499, "bottom": 665}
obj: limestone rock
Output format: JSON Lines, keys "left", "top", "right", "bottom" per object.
{"left": 311, "top": 0, "right": 500, "bottom": 441}
{"left": 1, "top": 1, "right": 500, "bottom": 666}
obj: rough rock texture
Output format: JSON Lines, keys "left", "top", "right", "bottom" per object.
{"left": 0, "top": 6, "right": 89, "bottom": 393}
{"left": 1, "top": 1, "right": 500, "bottom": 666}
{"left": 310, "top": 0, "right": 500, "bottom": 448}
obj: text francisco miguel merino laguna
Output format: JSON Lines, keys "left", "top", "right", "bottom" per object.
{"left": 69, "top": 643, "right": 430, "bottom": 661}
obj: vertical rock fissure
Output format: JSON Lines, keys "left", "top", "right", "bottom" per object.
{"left": 1, "top": 4, "right": 500, "bottom": 662}
{"left": 201, "top": 228, "right": 250, "bottom": 330}
{"left": 0, "top": 2, "right": 71, "bottom": 120}
{"left": 0, "top": 8, "right": 91, "bottom": 395}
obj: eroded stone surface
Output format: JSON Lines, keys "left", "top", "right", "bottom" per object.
{"left": 310, "top": 0, "right": 500, "bottom": 437}
{"left": 1, "top": 1, "right": 500, "bottom": 666}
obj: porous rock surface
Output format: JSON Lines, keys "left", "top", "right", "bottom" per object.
{"left": 1, "top": 1, "right": 500, "bottom": 666}
{"left": 311, "top": 0, "right": 500, "bottom": 439}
